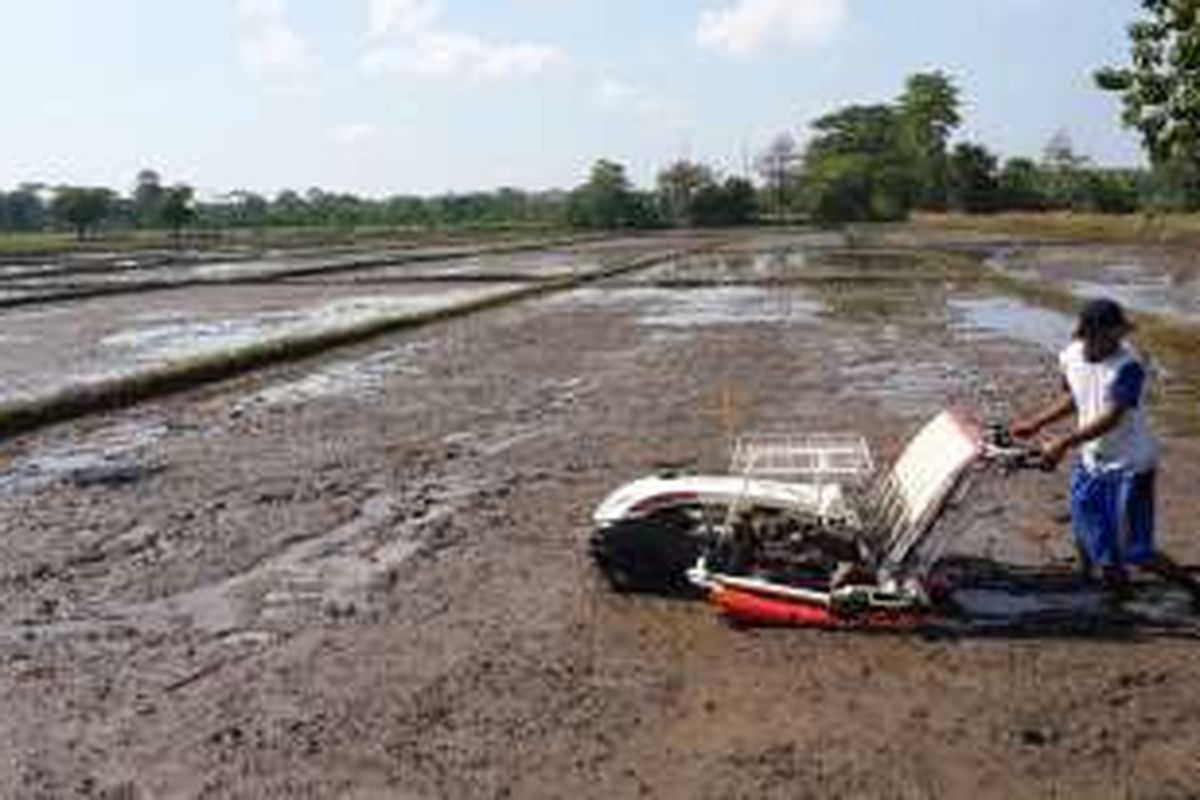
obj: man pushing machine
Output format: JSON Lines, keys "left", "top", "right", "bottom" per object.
{"left": 1012, "top": 297, "right": 1200, "bottom": 606}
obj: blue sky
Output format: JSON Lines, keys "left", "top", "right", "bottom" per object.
{"left": 0, "top": 0, "right": 1144, "bottom": 198}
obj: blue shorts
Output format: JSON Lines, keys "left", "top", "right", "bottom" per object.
{"left": 1070, "top": 465, "right": 1156, "bottom": 567}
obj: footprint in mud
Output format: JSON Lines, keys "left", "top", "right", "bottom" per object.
{"left": 0, "top": 474, "right": 487, "bottom": 645}
{"left": 0, "top": 420, "right": 168, "bottom": 495}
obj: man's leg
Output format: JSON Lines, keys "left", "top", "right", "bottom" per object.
{"left": 1123, "top": 471, "right": 1200, "bottom": 608}
{"left": 1071, "top": 464, "right": 1121, "bottom": 583}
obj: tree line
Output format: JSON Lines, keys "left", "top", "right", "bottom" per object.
{"left": 0, "top": 171, "right": 574, "bottom": 240}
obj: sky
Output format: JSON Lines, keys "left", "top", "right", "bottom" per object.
{"left": 0, "top": 0, "right": 1147, "bottom": 198}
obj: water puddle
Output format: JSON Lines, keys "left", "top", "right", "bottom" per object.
{"left": 719, "top": 231, "right": 847, "bottom": 251}
{"left": 232, "top": 341, "right": 432, "bottom": 410}
{"left": 98, "top": 289, "right": 512, "bottom": 365}
{"left": 556, "top": 286, "right": 821, "bottom": 327}
{"left": 636, "top": 250, "right": 811, "bottom": 283}
{"left": 1070, "top": 277, "right": 1200, "bottom": 324}
{"left": 0, "top": 263, "right": 56, "bottom": 279}
{"left": 0, "top": 420, "right": 168, "bottom": 495}
{"left": 953, "top": 583, "right": 1197, "bottom": 629}
{"left": 987, "top": 248, "right": 1200, "bottom": 325}
{"left": 950, "top": 296, "right": 1075, "bottom": 352}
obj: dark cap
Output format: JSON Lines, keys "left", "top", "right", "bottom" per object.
{"left": 1075, "top": 298, "right": 1132, "bottom": 338}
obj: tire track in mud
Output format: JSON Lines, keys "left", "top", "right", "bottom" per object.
{"left": 0, "top": 244, "right": 690, "bottom": 649}
{"left": 0, "top": 368, "right": 590, "bottom": 651}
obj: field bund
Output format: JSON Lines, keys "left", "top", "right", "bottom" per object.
{"left": 0, "top": 236, "right": 706, "bottom": 437}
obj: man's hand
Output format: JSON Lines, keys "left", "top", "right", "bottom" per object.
{"left": 1011, "top": 420, "right": 1040, "bottom": 440}
{"left": 1040, "top": 437, "right": 1073, "bottom": 470}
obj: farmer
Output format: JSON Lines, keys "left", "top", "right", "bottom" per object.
{"left": 1012, "top": 297, "right": 1198, "bottom": 601}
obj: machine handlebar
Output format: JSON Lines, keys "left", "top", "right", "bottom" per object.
{"left": 980, "top": 423, "right": 1055, "bottom": 473}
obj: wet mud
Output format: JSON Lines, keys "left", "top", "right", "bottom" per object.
{"left": 2, "top": 229, "right": 1200, "bottom": 798}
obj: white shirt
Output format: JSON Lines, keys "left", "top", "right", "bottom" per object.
{"left": 1058, "top": 340, "right": 1158, "bottom": 474}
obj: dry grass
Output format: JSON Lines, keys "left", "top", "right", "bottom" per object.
{"left": 912, "top": 212, "right": 1200, "bottom": 246}
{"left": 0, "top": 224, "right": 565, "bottom": 257}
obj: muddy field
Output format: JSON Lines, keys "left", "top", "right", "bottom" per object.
{"left": 2, "top": 229, "right": 1199, "bottom": 798}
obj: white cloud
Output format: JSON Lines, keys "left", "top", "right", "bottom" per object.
{"left": 236, "top": 0, "right": 311, "bottom": 74}
{"left": 329, "top": 123, "right": 380, "bottom": 145}
{"left": 362, "top": 0, "right": 568, "bottom": 82}
{"left": 368, "top": 0, "right": 442, "bottom": 38}
{"left": 365, "top": 34, "right": 566, "bottom": 80}
{"left": 697, "top": 0, "right": 847, "bottom": 58}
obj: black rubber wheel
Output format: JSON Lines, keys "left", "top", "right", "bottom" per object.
{"left": 589, "top": 508, "right": 712, "bottom": 597}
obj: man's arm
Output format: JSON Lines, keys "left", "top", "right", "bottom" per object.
{"left": 1041, "top": 405, "right": 1127, "bottom": 467}
{"left": 1012, "top": 383, "right": 1076, "bottom": 439}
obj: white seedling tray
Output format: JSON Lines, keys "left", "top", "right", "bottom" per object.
{"left": 730, "top": 433, "right": 874, "bottom": 483}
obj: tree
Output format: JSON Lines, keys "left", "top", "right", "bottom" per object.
{"left": 948, "top": 142, "right": 1000, "bottom": 213}
{"left": 159, "top": 185, "right": 196, "bottom": 241}
{"left": 997, "top": 157, "right": 1049, "bottom": 211}
{"left": 228, "top": 190, "right": 269, "bottom": 228}
{"left": 4, "top": 184, "right": 47, "bottom": 232}
{"left": 271, "top": 190, "right": 310, "bottom": 226}
{"left": 1096, "top": 1, "right": 1200, "bottom": 208}
{"left": 1082, "top": 169, "right": 1142, "bottom": 213}
{"left": 51, "top": 187, "right": 113, "bottom": 240}
{"left": 689, "top": 177, "right": 758, "bottom": 227}
{"left": 755, "top": 133, "right": 800, "bottom": 216}
{"left": 898, "top": 71, "right": 962, "bottom": 210}
{"left": 802, "top": 104, "right": 917, "bottom": 223}
{"left": 1041, "top": 130, "right": 1094, "bottom": 209}
{"left": 133, "top": 169, "right": 164, "bottom": 227}
{"left": 568, "top": 160, "right": 649, "bottom": 229}
{"left": 656, "top": 160, "right": 716, "bottom": 225}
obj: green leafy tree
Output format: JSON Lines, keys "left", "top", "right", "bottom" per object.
{"left": 656, "top": 160, "right": 716, "bottom": 226}
{"left": 898, "top": 71, "right": 962, "bottom": 210}
{"left": 568, "top": 159, "right": 652, "bottom": 229}
{"left": 690, "top": 177, "right": 759, "bottom": 227}
{"left": 133, "top": 169, "right": 164, "bottom": 227}
{"left": 159, "top": 185, "right": 196, "bottom": 240}
{"left": 52, "top": 187, "right": 113, "bottom": 240}
{"left": 5, "top": 184, "right": 47, "bottom": 232}
{"left": 997, "top": 157, "right": 1050, "bottom": 211}
{"left": 271, "top": 190, "right": 310, "bottom": 226}
{"left": 230, "top": 190, "right": 270, "bottom": 228}
{"left": 1096, "top": 0, "right": 1200, "bottom": 208}
{"left": 1083, "top": 169, "right": 1142, "bottom": 213}
{"left": 802, "top": 104, "right": 917, "bottom": 223}
{"left": 948, "top": 142, "right": 1000, "bottom": 213}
